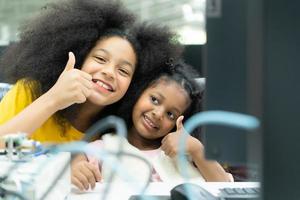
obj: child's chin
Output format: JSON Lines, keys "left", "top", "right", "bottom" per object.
{"left": 88, "top": 96, "right": 113, "bottom": 106}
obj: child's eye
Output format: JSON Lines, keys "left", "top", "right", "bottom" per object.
{"left": 150, "top": 96, "right": 159, "bottom": 105}
{"left": 118, "top": 68, "right": 130, "bottom": 77}
{"left": 95, "top": 56, "right": 106, "bottom": 63}
{"left": 167, "top": 112, "right": 175, "bottom": 120}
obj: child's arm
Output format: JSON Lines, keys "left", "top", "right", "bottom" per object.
{"left": 0, "top": 52, "right": 92, "bottom": 136}
{"left": 185, "top": 137, "right": 232, "bottom": 182}
{"left": 71, "top": 154, "right": 102, "bottom": 191}
{"left": 161, "top": 116, "right": 232, "bottom": 182}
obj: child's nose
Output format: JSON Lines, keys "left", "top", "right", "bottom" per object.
{"left": 101, "top": 65, "right": 115, "bottom": 80}
{"left": 152, "top": 108, "right": 164, "bottom": 120}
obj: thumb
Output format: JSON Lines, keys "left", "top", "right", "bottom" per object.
{"left": 176, "top": 115, "right": 184, "bottom": 131}
{"left": 64, "top": 52, "right": 76, "bottom": 72}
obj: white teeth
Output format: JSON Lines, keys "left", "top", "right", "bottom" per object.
{"left": 102, "top": 83, "right": 110, "bottom": 90}
{"left": 145, "top": 115, "right": 156, "bottom": 128}
{"left": 96, "top": 81, "right": 112, "bottom": 91}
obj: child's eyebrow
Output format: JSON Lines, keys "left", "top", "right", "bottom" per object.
{"left": 121, "top": 60, "right": 135, "bottom": 70}
{"left": 95, "top": 49, "right": 109, "bottom": 55}
{"left": 154, "top": 92, "right": 165, "bottom": 100}
{"left": 155, "top": 91, "right": 181, "bottom": 114}
{"left": 153, "top": 91, "right": 166, "bottom": 100}
{"left": 171, "top": 107, "right": 181, "bottom": 115}
{"left": 94, "top": 49, "right": 135, "bottom": 69}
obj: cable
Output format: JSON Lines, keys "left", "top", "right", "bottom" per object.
{"left": 0, "top": 185, "right": 29, "bottom": 200}
{"left": 0, "top": 159, "right": 31, "bottom": 200}
{"left": 0, "top": 133, "right": 42, "bottom": 185}
{"left": 83, "top": 115, "right": 127, "bottom": 142}
{"left": 177, "top": 111, "right": 260, "bottom": 200}
{"left": 3, "top": 116, "right": 152, "bottom": 200}
{"left": 37, "top": 152, "right": 70, "bottom": 200}
{"left": 38, "top": 142, "right": 153, "bottom": 200}
{"left": 82, "top": 115, "right": 129, "bottom": 200}
{"left": 1, "top": 116, "right": 152, "bottom": 200}
{"left": 37, "top": 141, "right": 88, "bottom": 200}
{"left": 101, "top": 151, "right": 153, "bottom": 200}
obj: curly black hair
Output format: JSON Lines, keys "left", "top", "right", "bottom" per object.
{"left": 95, "top": 22, "right": 185, "bottom": 131}
{"left": 0, "top": 0, "right": 184, "bottom": 132}
{"left": 0, "top": 0, "right": 140, "bottom": 131}
{"left": 1, "top": 0, "right": 137, "bottom": 86}
{"left": 117, "top": 60, "right": 204, "bottom": 139}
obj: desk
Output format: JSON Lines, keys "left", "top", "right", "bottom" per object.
{"left": 0, "top": 153, "right": 70, "bottom": 200}
{"left": 66, "top": 182, "right": 260, "bottom": 200}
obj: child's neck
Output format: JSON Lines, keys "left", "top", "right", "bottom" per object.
{"left": 128, "top": 127, "right": 162, "bottom": 150}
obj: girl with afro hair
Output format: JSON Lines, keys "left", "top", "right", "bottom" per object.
{"left": 0, "top": 0, "right": 183, "bottom": 144}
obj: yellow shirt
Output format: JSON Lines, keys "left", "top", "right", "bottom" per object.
{"left": 0, "top": 80, "right": 84, "bottom": 143}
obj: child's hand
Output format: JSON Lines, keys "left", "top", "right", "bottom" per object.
{"left": 46, "top": 52, "right": 93, "bottom": 110}
{"left": 161, "top": 116, "right": 203, "bottom": 158}
{"left": 71, "top": 160, "right": 102, "bottom": 191}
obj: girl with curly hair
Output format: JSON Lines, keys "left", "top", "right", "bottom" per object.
{"left": 0, "top": 0, "right": 183, "bottom": 143}
{"left": 71, "top": 61, "right": 232, "bottom": 191}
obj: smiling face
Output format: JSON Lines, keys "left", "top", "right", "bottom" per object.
{"left": 131, "top": 78, "right": 191, "bottom": 141}
{"left": 81, "top": 36, "right": 137, "bottom": 106}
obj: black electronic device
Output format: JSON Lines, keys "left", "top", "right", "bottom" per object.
{"left": 170, "top": 183, "right": 216, "bottom": 200}
{"left": 128, "top": 195, "right": 170, "bottom": 200}
{"left": 219, "top": 187, "right": 260, "bottom": 199}
{"left": 170, "top": 183, "right": 260, "bottom": 200}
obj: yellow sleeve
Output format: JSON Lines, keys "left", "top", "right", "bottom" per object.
{"left": 0, "top": 79, "right": 84, "bottom": 143}
{"left": 0, "top": 80, "right": 34, "bottom": 124}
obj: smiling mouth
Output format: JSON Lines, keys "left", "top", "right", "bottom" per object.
{"left": 92, "top": 79, "right": 114, "bottom": 92}
{"left": 143, "top": 115, "right": 159, "bottom": 130}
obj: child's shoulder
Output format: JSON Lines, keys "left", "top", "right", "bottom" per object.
{"left": 1, "top": 79, "right": 37, "bottom": 105}
{"left": 0, "top": 79, "right": 37, "bottom": 124}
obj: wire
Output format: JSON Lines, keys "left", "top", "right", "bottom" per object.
{"left": 0, "top": 185, "right": 29, "bottom": 200}
{"left": 38, "top": 116, "right": 150, "bottom": 200}
{"left": 37, "top": 152, "right": 70, "bottom": 200}
{"left": 82, "top": 115, "right": 129, "bottom": 200}
{"left": 0, "top": 133, "right": 42, "bottom": 185}
{"left": 101, "top": 151, "right": 153, "bottom": 200}
{"left": 0, "top": 159, "right": 31, "bottom": 200}
{"left": 83, "top": 115, "right": 127, "bottom": 142}
{"left": 38, "top": 142, "right": 153, "bottom": 200}
{"left": 3, "top": 116, "right": 154, "bottom": 200}
{"left": 177, "top": 111, "right": 260, "bottom": 200}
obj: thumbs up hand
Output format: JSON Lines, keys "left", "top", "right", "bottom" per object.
{"left": 161, "top": 116, "right": 203, "bottom": 158}
{"left": 161, "top": 116, "right": 186, "bottom": 158}
{"left": 46, "top": 52, "right": 93, "bottom": 110}
{"left": 64, "top": 52, "right": 76, "bottom": 72}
